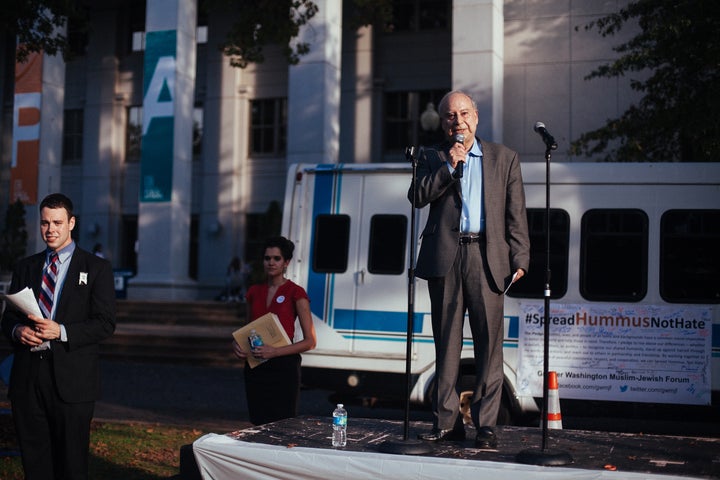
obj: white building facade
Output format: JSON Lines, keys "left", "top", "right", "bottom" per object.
{"left": 0, "top": 0, "right": 637, "bottom": 299}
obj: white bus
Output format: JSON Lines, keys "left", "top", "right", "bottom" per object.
{"left": 281, "top": 162, "right": 720, "bottom": 422}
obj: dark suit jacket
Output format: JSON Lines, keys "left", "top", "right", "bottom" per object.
{"left": 409, "top": 138, "right": 530, "bottom": 290}
{"left": 1, "top": 246, "right": 116, "bottom": 403}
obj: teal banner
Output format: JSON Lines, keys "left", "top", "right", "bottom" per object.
{"left": 140, "top": 30, "right": 176, "bottom": 202}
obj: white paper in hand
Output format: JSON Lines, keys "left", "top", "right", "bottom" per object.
{"left": 2, "top": 287, "right": 50, "bottom": 351}
{"left": 503, "top": 272, "right": 519, "bottom": 296}
{"left": 2, "top": 287, "right": 42, "bottom": 317}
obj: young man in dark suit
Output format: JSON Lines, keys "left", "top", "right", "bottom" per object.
{"left": 1, "top": 193, "right": 116, "bottom": 479}
{"left": 409, "top": 91, "right": 530, "bottom": 449}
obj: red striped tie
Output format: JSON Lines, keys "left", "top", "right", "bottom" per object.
{"left": 39, "top": 252, "right": 59, "bottom": 319}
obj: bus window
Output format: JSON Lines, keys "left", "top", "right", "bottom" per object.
{"left": 368, "top": 214, "right": 407, "bottom": 274}
{"left": 312, "top": 214, "right": 350, "bottom": 273}
{"left": 510, "top": 208, "right": 569, "bottom": 299}
{"left": 580, "top": 209, "right": 648, "bottom": 302}
{"left": 660, "top": 209, "right": 720, "bottom": 303}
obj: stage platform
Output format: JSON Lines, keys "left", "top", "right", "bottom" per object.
{"left": 190, "top": 416, "right": 719, "bottom": 479}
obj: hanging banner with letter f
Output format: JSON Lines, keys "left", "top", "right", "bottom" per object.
{"left": 141, "top": 30, "right": 176, "bottom": 202}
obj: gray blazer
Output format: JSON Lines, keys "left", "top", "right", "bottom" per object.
{"left": 408, "top": 138, "right": 530, "bottom": 291}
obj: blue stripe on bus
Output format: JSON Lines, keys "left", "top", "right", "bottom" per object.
{"left": 307, "top": 166, "right": 336, "bottom": 322}
{"left": 334, "top": 309, "right": 424, "bottom": 333}
{"left": 344, "top": 334, "right": 434, "bottom": 343}
{"left": 335, "top": 334, "right": 520, "bottom": 349}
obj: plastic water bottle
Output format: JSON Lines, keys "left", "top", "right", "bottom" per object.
{"left": 248, "top": 329, "right": 263, "bottom": 348}
{"left": 332, "top": 403, "right": 347, "bottom": 447}
{"left": 248, "top": 329, "right": 265, "bottom": 362}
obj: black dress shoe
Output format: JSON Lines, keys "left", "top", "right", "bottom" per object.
{"left": 418, "top": 428, "right": 466, "bottom": 442}
{"left": 474, "top": 426, "right": 497, "bottom": 449}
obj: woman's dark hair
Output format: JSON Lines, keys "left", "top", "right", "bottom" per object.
{"left": 40, "top": 193, "right": 74, "bottom": 219}
{"left": 263, "top": 236, "right": 294, "bottom": 260}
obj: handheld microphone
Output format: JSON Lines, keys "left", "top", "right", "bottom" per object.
{"left": 452, "top": 134, "right": 465, "bottom": 179}
{"left": 534, "top": 122, "right": 558, "bottom": 150}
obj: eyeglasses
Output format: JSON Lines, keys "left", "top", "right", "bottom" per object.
{"left": 264, "top": 255, "right": 283, "bottom": 262}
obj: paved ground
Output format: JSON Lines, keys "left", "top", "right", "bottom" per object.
{"left": 94, "top": 359, "right": 436, "bottom": 433}
{"left": 91, "top": 359, "right": 720, "bottom": 440}
{"left": 2, "top": 357, "right": 715, "bottom": 439}
{"left": 95, "top": 360, "right": 251, "bottom": 432}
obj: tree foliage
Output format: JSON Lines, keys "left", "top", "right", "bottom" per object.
{"left": 0, "top": 0, "right": 85, "bottom": 63}
{"left": 572, "top": 0, "right": 720, "bottom": 162}
{"left": 206, "top": 0, "right": 394, "bottom": 68}
{"left": 5, "top": 0, "right": 394, "bottom": 69}
{"left": 205, "top": 0, "right": 319, "bottom": 68}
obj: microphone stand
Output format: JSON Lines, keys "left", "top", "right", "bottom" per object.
{"left": 379, "top": 146, "right": 432, "bottom": 455}
{"left": 516, "top": 142, "right": 573, "bottom": 466}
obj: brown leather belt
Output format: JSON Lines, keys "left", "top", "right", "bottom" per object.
{"left": 459, "top": 233, "right": 484, "bottom": 245}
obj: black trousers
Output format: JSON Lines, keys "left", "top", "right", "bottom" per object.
{"left": 12, "top": 352, "right": 94, "bottom": 480}
{"left": 244, "top": 353, "right": 301, "bottom": 425}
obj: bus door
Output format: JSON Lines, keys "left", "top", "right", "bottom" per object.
{"left": 307, "top": 172, "right": 413, "bottom": 355}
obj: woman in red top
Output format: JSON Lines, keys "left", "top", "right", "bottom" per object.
{"left": 232, "top": 236, "right": 316, "bottom": 425}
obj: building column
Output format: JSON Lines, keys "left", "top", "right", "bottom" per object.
{"left": 452, "top": 0, "right": 504, "bottom": 142}
{"left": 352, "top": 25, "right": 373, "bottom": 164}
{"left": 128, "top": 0, "right": 197, "bottom": 300}
{"left": 197, "top": 28, "right": 248, "bottom": 293}
{"left": 286, "top": 0, "right": 342, "bottom": 166}
{"left": 10, "top": 45, "right": 66, "bottom": 252}
{"left": 80, "top": 10, "right": 120, "bottom": 260}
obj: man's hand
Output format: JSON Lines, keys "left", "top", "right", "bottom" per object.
{"left": 14, "top": 324, "right": 45, "bottom": 347}
{"left": 28, "top": 314, "right": 61, "bottom": 341}
{"left": 448, "top": 141, "right": 466, "bottom": 170}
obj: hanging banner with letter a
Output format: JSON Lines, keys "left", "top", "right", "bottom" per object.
{"left": 11, "top": 49, "right": 43, "bottom": 204}
{"left": 141, "top": 30, "right": 176, "bottom": 202}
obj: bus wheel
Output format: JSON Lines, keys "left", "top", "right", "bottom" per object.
{"left": 456, "top": 373, "right": 515, "bottom": 425}
{"left": 456, "top": 373, "right": 474, "bottom": 426}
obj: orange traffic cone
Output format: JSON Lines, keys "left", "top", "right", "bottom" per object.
{"left": 546, "top": 371, "right": 563, "bottom": 429}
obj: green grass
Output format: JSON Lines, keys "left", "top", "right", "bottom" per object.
{"left": 0, "top": 419, "right": 207, "bottom": 479}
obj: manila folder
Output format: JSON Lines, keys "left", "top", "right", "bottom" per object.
{"left": 232, "top": 313, "right": 291, "bottom": 369}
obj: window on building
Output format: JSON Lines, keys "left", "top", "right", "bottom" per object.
{"left": 312, "top": 214, "right": 350, "bottom": 273}
{"left": 249, "top": 98, "right": 287, "bottom": 155}
{"left": 62, "top": 109, "right": 84, "bottom": 165}
{"left": 385, "top": 0, "right": 450, "bottom": 32}
{"left": 193, "top": 105, "right": 203, "bottom": 160}
{"left": 580, "top": 209, "right": 648, "bottom": 302}
{"left": 368, "top": 215, "right": 407, "bottom": 275}
{"left": 384, "top": 90, "right": 446, "bottom": 156}
{"left": 67, "top": 14, "right": 89, "bottom": 57}
{"left": 510, "top": 209, "right": 569, "bottom": 299}
{"left": 131, "top": 31, "right": 145, "bottom": 52}
{"left": 660, "top": 209, "right": 720, "bottom": 303}
{"left": 126, "top": 106, "right": 143, "bottom": 163}
{"left": 129, "top": 1, "right": 146, "bottom": 52}
{"left": 197, "top": 25, "right": 208, "bottom": 44}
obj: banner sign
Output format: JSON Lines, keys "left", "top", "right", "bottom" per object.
{"left": 141, "top": 30, "right": 176, "bottom": 202}
{"left": 517, "top": 302, "right": 712, "bottom": 405}
{"left": 11, "top": 49, "right": 43, "bottom": 204}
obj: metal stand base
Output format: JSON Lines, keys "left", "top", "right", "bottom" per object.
{"left": 516, "top": 448, "right": 574, "bottom": 466}
{"left": 379, "top": 438, "right": 434, "bottom": 455}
